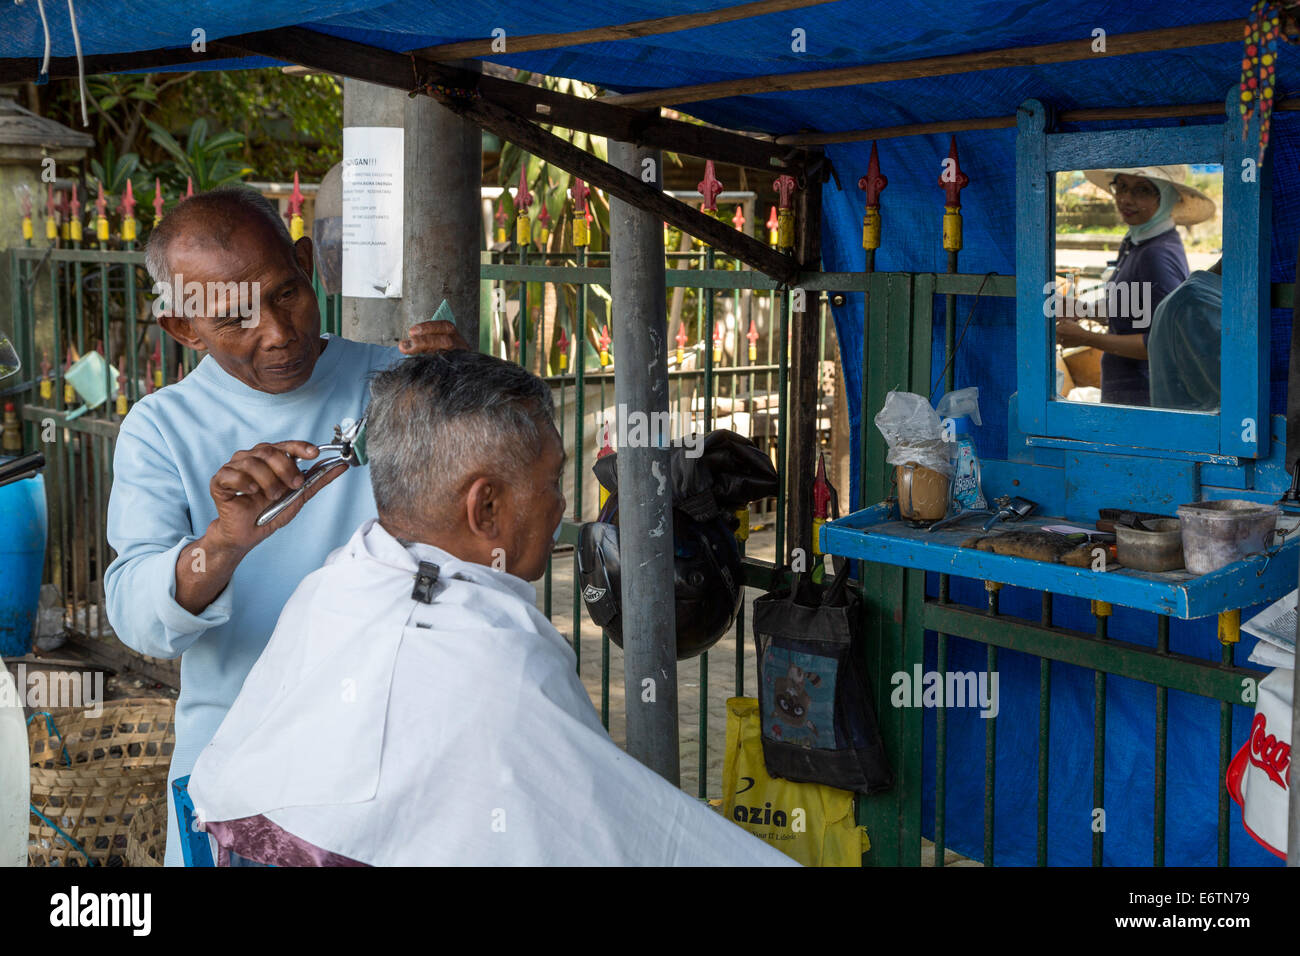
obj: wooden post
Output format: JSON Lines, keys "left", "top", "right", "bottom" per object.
{"left": 785, "top": 160, "right": 824, "bottom": 563}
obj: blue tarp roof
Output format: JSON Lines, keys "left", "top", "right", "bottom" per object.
{"left": 4, "top": 1, "right": 1292, "bottom": 867}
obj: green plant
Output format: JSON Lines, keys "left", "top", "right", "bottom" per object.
{"left": 145, "top": 118, "right": 251, "bottom": 193}
{"left": 87, "top": 142, "right": 141, "bottom": 197}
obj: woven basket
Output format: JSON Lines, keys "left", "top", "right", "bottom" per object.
{"left": 28, "top": 698, "right": 175, "bottom": 867}
{"left": 125, "top": 797, "right": 166, "bottom": 867}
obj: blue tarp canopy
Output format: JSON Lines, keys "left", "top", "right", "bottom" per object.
{"left": 4, "top": 0, "right": 1292, "bottom": 866}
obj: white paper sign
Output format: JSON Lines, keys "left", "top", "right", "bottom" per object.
{"left": 342, "top": 127, "right": 404, "bottom": 298}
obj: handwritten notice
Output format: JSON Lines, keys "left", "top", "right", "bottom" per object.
{"left": 342, "top": 126, "right": 403, "bottom": 298}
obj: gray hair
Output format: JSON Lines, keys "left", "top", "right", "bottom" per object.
{"left": 366, "top": 351, "right": 556, "bottom": 528}
{"left": 145, "top": 184, "right": 294, "bottom": 287}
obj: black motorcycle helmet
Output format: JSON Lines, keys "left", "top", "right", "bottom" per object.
{"left": 578, "top": 493, "right": 743, "bottom": 661}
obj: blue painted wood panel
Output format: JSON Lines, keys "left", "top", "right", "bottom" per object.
{"left": 1063, "top": 451, "right": 1196, "bottom": 520}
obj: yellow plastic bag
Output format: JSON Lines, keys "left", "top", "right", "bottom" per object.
{"left": 721, "top": 697, "right": 870, "bottom": 867}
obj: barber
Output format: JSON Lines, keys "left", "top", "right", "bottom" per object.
{"left": 104, "top": 185, "right": 467, "bottom": 865}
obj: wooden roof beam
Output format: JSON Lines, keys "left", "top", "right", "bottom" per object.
{"left": 413, "top": 0, "right": 838, "bottom": 59}
{"left": 602, "top": 19, "right": 1245, "bottom": 108}
{"left": 224, "top": 27, "right": 804, "bottom": 281}
{"left": 0, "top": 45, "right": 252, "bottom": 84}
{"left": 774, "top": 99, "right": 1300, "bottom": 146}
{"left": 225, "top": 26, "right": 810, "bottom": 174}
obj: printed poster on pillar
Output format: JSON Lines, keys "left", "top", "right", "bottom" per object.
{"left": 342, "top": 127, "right": 404, "bottom": 298}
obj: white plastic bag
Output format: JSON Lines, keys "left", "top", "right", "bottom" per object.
{"left": 873, "top": 391, "right": 953, "bottom": 477}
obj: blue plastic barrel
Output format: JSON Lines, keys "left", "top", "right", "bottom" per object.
{"left": 0, "top": 470, "right": 46, "bottom": 657}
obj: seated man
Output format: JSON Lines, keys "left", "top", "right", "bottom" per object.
{"left": 1147, "top": 258, "right": 1222, "bottom": 411}
{"left": 188, "top": 350, "right": 792, "bottom": 866}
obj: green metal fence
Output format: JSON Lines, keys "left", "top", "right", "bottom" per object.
{"left": 10, "top": 243, "right": 1290, "bottom": 865}
{"left": 851, "top": 270, "right": 1286, "bottom": 868}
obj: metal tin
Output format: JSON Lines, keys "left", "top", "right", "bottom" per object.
{"left": 1115, "top": 518, "right": 1183, "bottom": 572}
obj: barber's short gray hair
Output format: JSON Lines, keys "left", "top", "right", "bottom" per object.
{"left": 144, "top": 184, "right": 294, "bottom": 288}
{"left": 366, "top": 351, "right": 556, "bottom": 528}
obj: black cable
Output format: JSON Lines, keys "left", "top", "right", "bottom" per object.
{"left": 929, "top": 271, "right": 997, "bottom": 403}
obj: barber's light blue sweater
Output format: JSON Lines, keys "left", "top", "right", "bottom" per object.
{"left": 104, "top": 335, "right": 402, "bottom": 865}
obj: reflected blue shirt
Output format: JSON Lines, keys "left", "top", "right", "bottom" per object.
{"left": 1148, "top": 271, "right": 1222, "bottom": 411}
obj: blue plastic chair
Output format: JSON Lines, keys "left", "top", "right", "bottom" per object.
{"left": 171, "top": 776, "right": 214, "bottom": 867}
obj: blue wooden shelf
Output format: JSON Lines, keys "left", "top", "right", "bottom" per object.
{"left": 820, "top": 503, "right": 1299, "bottom": 620}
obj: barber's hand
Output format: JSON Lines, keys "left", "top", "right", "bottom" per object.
{"left": 1055, "top": 318, "right": 1091, "bottom": 348}
{"left": 400, "top": 320, "right": 469, "bottom": 355}
{"left": 206, "top": 441, "right": 347, "bottom": 553}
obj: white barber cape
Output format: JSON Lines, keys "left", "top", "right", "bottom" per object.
{"left": 189, "top": 518, "right": 794, "bottom": 866}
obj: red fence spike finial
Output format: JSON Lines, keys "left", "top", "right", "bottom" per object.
{"left": 185, "top": 177, "right": 194, "bottom": 199}
{"left": 153, "top": 178, "right": 165, "bottom": 222}
{"left": 95, "top": 181, "right": 107, "bottom": 218}
{"left": 697, "top": 160, "right": 723, "bottom": 212}
{"left": 939, "top": 135, "right": 969, "bottom": 209}
{"left": 121, "top": 179, "right": 136, "bottom": 219}
{"left": 40, "top": 351, "right": 51, "bottom": 379}
{"left": 288, "top": 171, "right": 304, "bottom": 218}
{"left": 859, "top": 141, "right": 888, "bottom": 209}
{"left": 766, "top": 205, "right": 778, "bottom": 231}
{"left": 773, "top": 174, "right": 797, "bottom": 210}
{"left": 731, "top": 204, "right": 745, "bottom": 231}
{"left": 570, "top": 178, "right": 589, "bottom": 214}
{"left": 515, "top": 164, "right": 533, "bottom": 213}
{"left": 69, "top": 184, "right": 81, "bottom": 219}
{"left": 813, "top": 451, "right": 831, "bottom": 519}
{"left": 538, "top": 201, "right": 552, "bottom": 228}
{"left": 676, "top": 322, "right": 688, "bottom": 350}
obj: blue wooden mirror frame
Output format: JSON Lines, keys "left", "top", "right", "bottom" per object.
{"left": 1015, "top": 94, "right": 1272, "bottom": 461}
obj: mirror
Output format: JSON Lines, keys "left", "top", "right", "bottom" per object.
{"left": 0, "top": 334, "right": 18, "bottom": 382}
{"left": 1050, "top": 165, "right": 1223, "bottom": 411}
{"left": 1015, "top": 97, "right": 1269, "bottom": 460}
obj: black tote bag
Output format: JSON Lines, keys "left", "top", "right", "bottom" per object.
{"left": 752, "top": 562, "right": 893, "bottom": 795}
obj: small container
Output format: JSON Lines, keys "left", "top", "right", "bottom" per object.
{"left": 1176, "top": 500, "right": 1279, "bottom": 575}
{"left": 896, "top": 462, "right": 950, "bottom": 522}
{"left": 1116, "top": 519, "right": 1184, "bottom": 572}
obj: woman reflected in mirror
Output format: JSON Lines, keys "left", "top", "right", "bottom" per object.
{"left": 1054, "top": 166, "right": 1214, "bottom": 406}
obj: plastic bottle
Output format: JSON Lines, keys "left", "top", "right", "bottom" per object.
{"left": 0, "top": 668, "right": 28, "bottom": 866}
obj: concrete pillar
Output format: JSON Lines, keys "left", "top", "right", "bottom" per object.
{"left": 341, "top": 78, "right": 481, "bottom": 348}
{"left": 609, "top": 140, "right": 679, "bottom": 785}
